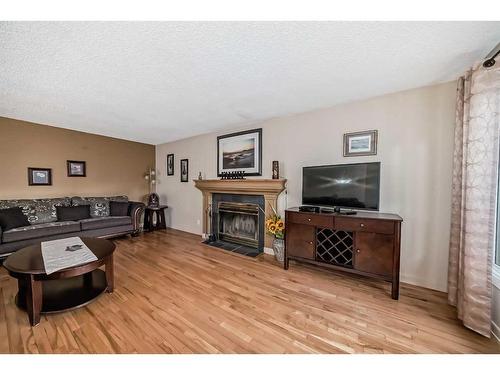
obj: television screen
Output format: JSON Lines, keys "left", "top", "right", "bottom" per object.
{"left": 302, "top": 162, "right": 380, "bottom": 210}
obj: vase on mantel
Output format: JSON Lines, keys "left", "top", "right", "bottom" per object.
{"left": 272, "top": 238, "right": 285, "bottom": 263}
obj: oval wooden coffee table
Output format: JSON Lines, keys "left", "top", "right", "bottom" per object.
{"left": 3, "top": 237, "right": 115, "bottom": 326}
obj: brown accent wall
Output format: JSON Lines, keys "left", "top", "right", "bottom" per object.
{"left": 0, "top": 117, "right": 155, "bottom": 201}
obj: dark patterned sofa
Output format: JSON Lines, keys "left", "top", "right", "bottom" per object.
{"left": 0, "top": 196, "right": 144, "bottom": 257}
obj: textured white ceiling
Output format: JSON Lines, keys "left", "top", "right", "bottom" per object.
{"left": 1, "top": 22, "right": 499, "bottom": 145}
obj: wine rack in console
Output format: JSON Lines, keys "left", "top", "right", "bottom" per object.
{"left": 316, "top": 228, "right": 353, "bottom": 267}
{"left": 284, "top": 208, "right": 403, "bottom": 299}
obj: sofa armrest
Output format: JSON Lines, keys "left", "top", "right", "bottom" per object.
{"left": 128, "top": 201, "right": 145, "bottom": 233}
{"left": 0, "top": 226, "right": 2, "bottom": 244}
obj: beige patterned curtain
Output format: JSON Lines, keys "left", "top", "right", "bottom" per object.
{"left": 448, "top": 62, "right": 500, "bottom": 337}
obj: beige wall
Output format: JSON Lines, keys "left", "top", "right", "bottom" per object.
{"left": 0, "top": 117, "right": 155, "bottom": 202}
{"left": 156, "top": 81, "right": 457, "bottom": 292}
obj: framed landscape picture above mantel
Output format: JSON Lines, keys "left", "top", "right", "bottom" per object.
{"left": 217, "top": 128, "right": 262, "bottom": 176}
{"left": 343, "top": 130, "right": 378, "bottom": 157}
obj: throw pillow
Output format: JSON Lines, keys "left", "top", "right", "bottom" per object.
{"left": 56, "top": 205, "right": 91, "bottom": 222}
{"left": 0, "top": 207, "right": 30, "bottom": 231}
{"left": 110, "top": 201, "right": 129, "bottom": 216}
{"left": 31, "top": 197, "right": 71, "bottom": 224}
{"left": 0, "top": 199, "right": 36, "bottom": 223}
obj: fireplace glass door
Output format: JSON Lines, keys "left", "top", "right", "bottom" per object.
{"left": 217, "top": 202, "right": 259, "bottom": 248}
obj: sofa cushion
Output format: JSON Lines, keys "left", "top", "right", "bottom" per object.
{"left": 2, "top": 221, "right": 80, "bottom": 243}
{"left": 0, "top": 207, "right": 30, "bottom": 231}
{"left": 79, "top": 216, "right": 132, "bottom": 231}
{"left": 110, "top": 201, "right": 129, "bottom": 216}
{"left": 56, "top": 205, "right": 91, "bottom": 221}
{"left": 71, "top": 196, "right": 128, "bottom": 217}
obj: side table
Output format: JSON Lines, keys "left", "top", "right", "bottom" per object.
{"left": 144, "top": 205, "right": 169, "bottom": 231}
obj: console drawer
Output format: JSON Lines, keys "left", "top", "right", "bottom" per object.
{"left": 335, "top": 217, "right": 394, "bottom": 234}
{"left": 287, "top": 212, "right": 333, "bottom": 228}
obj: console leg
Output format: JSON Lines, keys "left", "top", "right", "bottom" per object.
{"left": 391, "top": 279, "right": 399, "bottom": 300}
{"left": 284, "top": 257, "right": 289, "bottom": 270}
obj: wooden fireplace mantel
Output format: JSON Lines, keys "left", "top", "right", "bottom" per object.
{"left": 194, "top": 179, "right": 287, "bottom": 248}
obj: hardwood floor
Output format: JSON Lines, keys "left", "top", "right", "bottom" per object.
{"left": 0, "top": 228, "right": 499, "bottom": 354}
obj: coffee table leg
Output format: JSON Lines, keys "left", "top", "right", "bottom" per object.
{"left": 17, "top": 278, "right": 27, "bottom": 303}
{"left": 25, "top": 275, "right": 42, "bottom": 326}
{"left": 105, "top": 255, "right": 114, "bottom": 293}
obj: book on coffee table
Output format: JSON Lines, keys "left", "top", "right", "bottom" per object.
{"left": 41, "top": 237, "right": 98, "bottom": 275}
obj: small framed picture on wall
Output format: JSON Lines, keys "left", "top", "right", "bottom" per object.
{"left": 343, "top": 130, "right": 378, "bottom": 157}
{"left": 67, "top": 160, "right": 86, "bottom": 177}
{"left": 180, "top": 159, "right": 189, "bottom": 182}
{"left": 166, "top": 154, "right": 174, "bottom": 176}
{"left": 28, "top": 167, "right": 52, "bottom": 186}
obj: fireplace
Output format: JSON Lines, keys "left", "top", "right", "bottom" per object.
{"left": 194, "top": 178, "right": 286, "bottom": 251}
{"left": 218, "top": 201, "right": 259, "bottom": 248}
{"left": 207, "top": 193, "right": 265, "bottom": 256}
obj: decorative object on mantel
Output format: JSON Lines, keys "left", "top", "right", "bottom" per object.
{"left": 28, "top": 167, "right": 52, "bottom": 186}
{"left": 220, "top": 171, "right": 245, "bottom": 180}
{"left": 217, "top": 128, "right": 262, "bottom": 177}
{"left": 343, "top": 130, "right": 378, "bottom": 157}
{"left": 147, "top": 192, "right": 160, "bottom": 207}
{"left": 67, "top": 160, "right": 86, "bottom": 177}
{"left": 144, "top": 167, "right": 156, "bottom": 193}
{"left": 180, "top": 159, "right": 189, "bottom": 182}
{"left": 198, "top": 172, "right": 203, "bottom": 180}
{"left": 272, "top": 161, "right": 279, "bottom": 179}
{"left": 265, "top": 207, "right": 285, "bottom": 263}
{"left": 166, "top": 154, "right": 174, "bottom": 176}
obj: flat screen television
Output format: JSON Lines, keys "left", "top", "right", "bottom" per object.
{"left": 302, "top": 162, "right": 380, "bottom": 210}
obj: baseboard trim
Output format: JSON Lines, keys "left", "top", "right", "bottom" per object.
{"left": 492, "top": 322, "right": 500, "bottom": 343}
{"left": 399, "top": 274, "right": 447, "bottom": 293}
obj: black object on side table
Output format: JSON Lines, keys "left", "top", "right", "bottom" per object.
{"left": 144, "top": 205, "right": 169, "bottom": 231}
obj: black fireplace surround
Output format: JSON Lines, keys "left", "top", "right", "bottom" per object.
{"left": 208, "top": 193, "right": 265, "bottom": 257}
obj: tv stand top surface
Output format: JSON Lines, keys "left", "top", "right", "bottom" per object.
{"left": 288, "top": 207, "right": 403, "bottom": 222}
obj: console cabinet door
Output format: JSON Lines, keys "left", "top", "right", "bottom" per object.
{"left": 286, "top": 223, "right": 315, "bottom": 259}
{"left": 354, "top": 232, "right": 394, "bottom": 277}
